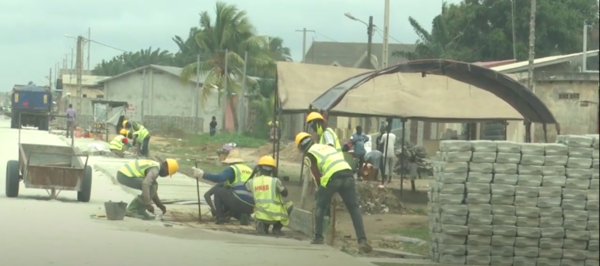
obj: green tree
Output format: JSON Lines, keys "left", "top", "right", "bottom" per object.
{"left": 172, "top": 27, "right": 203, "bottom": 67}
{"left": 92, "top": 47, "right": 175, "bottom": 76}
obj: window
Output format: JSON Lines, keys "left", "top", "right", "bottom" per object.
{"left": 558, "top": 93, "right": 580, "bottom": 100}
{"left": 82, "top": 94, "right": 87, "bottom": 98}
{"left": 96, "top": 95, "right": 104, "bottom": 99}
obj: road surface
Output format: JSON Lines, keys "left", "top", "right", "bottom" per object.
{"left": 0, "top": 118, "right": 376, "bottom": 266}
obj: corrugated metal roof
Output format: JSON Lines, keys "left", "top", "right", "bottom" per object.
{"left": 474, "top": 59, "right": 517, "bottom": 68}
{"left": 61, "top": 74, "right": 110, "bottom": 86}
{"left": 491, "top": 50, "right": 600, "bottom": 73}
{"left": 97, "top": 64, "right": 207, "bottom": 85}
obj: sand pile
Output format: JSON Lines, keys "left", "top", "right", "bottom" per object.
{"left": 337, "top": 182, "right": 406, "bottom": 215}
{"left": 278, "top": 142, "right": 304, "bottom": 162}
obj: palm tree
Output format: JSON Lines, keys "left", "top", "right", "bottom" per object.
{"left": 266, "top": 37, "right": 292, "bottom": 62}
{"left": 180, "top": 1, "right": 274, "bottom": 131}
{"left": 92, "top": 47, "right": 175, "bottom": 76}
{"left": 172, "top": 27, "right": 203, "bottom": 67}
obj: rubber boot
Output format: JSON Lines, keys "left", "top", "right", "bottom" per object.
{"left": 358, "top": 239, "right": 373, "bottom": 254}
{"left": 125, "top": 196, "right": 155, "bottom": 220}
{"left": 239, "top": 213, "right": 250, "bottom": 226}
{"left": 272, "top": 222, "right": 284, "bottom": 236}
{"left": 255, "top": 221, "right": 267, "bottom": 235}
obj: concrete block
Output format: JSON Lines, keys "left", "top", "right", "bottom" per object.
{"left": 537, "top": 197, "right": 562, "bottom": 208}
{"left": 440, "top": 140, "right": 472, "bottom": 152}
{"left": 288, "top": 207, "right": 314, "bottom": 237}
{"left": 515, "top": 236, "right": 540, "bottom": 247}
{"left": 437, "top": 244, "right": 466, "bottom": 255}
{"left": 594, "top": 149, "right": 600, "bottom": 159}
{"left": 494, "top": 163, "right": 519, "bottom": 175}
{"left": 492, "top": 173, "right": 518, "bottom": 185}
{"left": 492, "top": 215, "right": 516, "bottom": 225}
{"left": 563, "top": 199, "right": 587, "bottom": 210}
{"left": 569, "top": 147, "right": 594, "bottom": 158}
{"left": 520, "top": 143, "right": 546, "bottom": 155}
{"left": 469, "top": 162, "right": 494, "bottom": 174}
{"left": 564, "top": 135, "right": 595, "bottom": 148}
{"left": 519, "top": 165, "right": 544, "bottom": 175}
{"left": 491, "top": 256, "right": 514, "bottom": 265}
{"left": 594, "top": 159, "right": 600, "bottom": 170}
{"left": 442, "top": 225, "right": 469, "bottom": 236}
{"left": 468, "top": 204, "right": 492, "bottom": 214}
{"left": 587, "top": 201, "right": 600, "bottom": 211}
{"left": 588, "top": 220, "right": 600, "bottom": 231}
{"left": 541, "top": 227, "right": 566, "bottom": 238}
{"left": 521, "top": 155, "right": 545, "bottom": 166}
{"left": 545, "top": 143, "right": 569, "bottom": 156}
{"left": 585, "top": 259, "right": 600, "bottom": 266}
{"left": 496, "top": 141, "right": 521, "bottom": 153}
{"left": 564, "top": 218, "right": 588, "bottom": 231}
{"left": 514, "top": 256, "right": 539, "bottom": 266}
{"left": 466, "top": 255, "right": 491, "bottom": 265}
{"left": 493, "top": 225, "right": 517, "bottom": 236}
{"left": 589, "top": 240, "right": 600, "bottom": 251}
{"left": 437, "top": 234, "right": 467, "bottom": 244}
{"left": 591, "top": 179, "right": 600, "bottom": 189}
{"left": 539, "top": 207, "right": 564, "bottom": 218}
{"left": 439, "top": 183, "right": 466, "bottom": 194}
{"left": 588, "top": 190, "right": 600, "bottom": 200}
{"left": 537, "top": 258, "right": 561, "bottom": 266}
{"left": 538, "top": 248, "right": 564, "bottom": 259}
{"left": 563, "top": 189, "right": 588, "bottom": 200}
{"left": 437, "top": 172, "right": 468, "bottom": 184}
{"left": 467, "top": 244, "right": 491, "bottom": 256}
{"left": 516, "top": 186, "right": 539, "bottom": 197}
{"left": 466, "top": 235, "right": 491, "bottom": 245}
{"left": 492, "top": 205, "right": 516, "bottom": 216}
{"left": 567, "top": 157, "right": 593, "bottom": 169}
{"left": 518, "top": 174, "right": 543, "bottom": 186}
{"left": 539, "top": 187, "right": 563, "bottom": 197}
{"left": 495, "top": 153, "right": 521, "bottom": 164}
{"left": 429, "top": 192, "right": 439, "bottom": 203}
{"left": 543, "top": 165, "right": 566, "bottom": 176}
{"left": 514, "top": 247, "right": 540, "bottom": 258}
{"left": 471, "top": 140, "right": 498, "bottom": 152}
{"left": 472, "top": 152, "right": 497, "bottom": 163}
{"left": 542, "top": 175, "right": 567, "bottom": 187}
{"left": 465, "top": 193, "right": 490, "bottom": 204}
{"left": 438, "top": 193, "right": 465, "bottom": 204}
{"left": 517, "top": 217, "right": 540, "bottom": 227}
{"left": 562, "top": 249, "right": 588, "bottom": 260}
{"left": 467, "top": 172, "right": 493, "bottom": 183}
{"left": 515, "top": 206, "right": 539, "bottom": 217}
{"left": 442, "top": 151, "right": 472, "bottom": 162}
{"left": 438, "top": 254, "right": 466, "bottom": 264}
{"left": 515, "top": 196, "right": 539, "bottom": 207}
{"left": 491, "top": 184, "right": 516, "bottom": 195}
{"left": 491, "top": 194, "right": 515, "bottom": 205}
{"left": 441, "top": 204, "right": 469, "bottom": 215}
{"left": 441, "top": 214, "right": 467, "bottom": 225}
{"left": 468, "top": 225, "right": 493, "bottom": 236}
{"left": 540, "top": 217, "right": 564, "bottom": 227}
{"left": 563, "top": 210, "right": 589, "bottom": 221}
{"left": 490, "top": 240, "right": 514, "bottom": 252}
{"left": 566, "top": 230, "right": 590, "bottom": 241}
{"left": 468, "top": 214, "right": 492, "bottom": 225}
{"left": 563, "top": 239, "right": 589, "bottom": 250}
{"left": 587, "top": 250, "right": 599, "bottom": 260}
{"left": 544, "top": 155, "right": 569, "bottom": 166}
{"left": 517, "top": 227, "right": 541, "bottom": 238}
{"left": 539, "top": 238, "right": 565, "bottom": 249}
{"left": 441, "top": 162, "right": 470, "bottom": 173}
{"left": 567, "top": 168, "right": 594, "bottom": 180}
{"left": 466, "top": 182, "right": 490, "bottom": 194}
{"left": 566, "top": 179, "right": 591, "bottom": 189}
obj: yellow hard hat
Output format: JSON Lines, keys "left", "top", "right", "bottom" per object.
{"left": 119, "top": 129, "right": 128, "bottom": 135}
{"left": 122, "top": 120, "right": 128, "bottom": 127}
{"left": 165, "top": 158, "right": 179, "bottom": 176}
{"left": 295, "top": 132, "right": 312, "bottom": 149}
{"left": 258, "top": 155, "right": 276, "bottom": 167}
{"left": 306, "top": 112, "right": 325, "bottom": 123}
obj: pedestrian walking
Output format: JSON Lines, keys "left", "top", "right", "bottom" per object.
{"left": 65, "top": 104, "right": 76, "bottom": 138}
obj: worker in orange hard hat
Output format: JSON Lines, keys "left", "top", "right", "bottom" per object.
{"left": 305, "top": 112, "right": 343, "bottom": 156}
{"left": 109, "top": 129, "right": 132, "bottom": 158}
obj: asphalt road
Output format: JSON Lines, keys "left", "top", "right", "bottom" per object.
{"left": 0, "top": 118, "right": 376, "bottom": 266}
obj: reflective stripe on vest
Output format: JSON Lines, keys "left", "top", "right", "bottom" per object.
{"left": 118, "top": 159, "right": 160, "bottom": 178}
{"left": 132, "top": 122, "right": 150, "bottom": 140}
{"left": 319, "top": 127, "right": 343, "bottom": 154}
{"left": 307, "top": 144, "right": 352, "bottom": 186}
{"left": 251, "top": 176, "right": 289, "bottom": 225}
{"left": 109, "top": 135, "right": 125, "bottom": 150}
{"left": 229, "top": 164, "right": 254, "bottom": 205}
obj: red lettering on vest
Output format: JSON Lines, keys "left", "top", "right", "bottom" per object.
{"left": 254, "top": 184, "right": 270, "bottom": 192}
{"left": 242, "top": 170, "right": 253, "bottom": 175}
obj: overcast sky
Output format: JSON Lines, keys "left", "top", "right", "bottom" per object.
{"left": 0, "top": 0, "right": 460, "bottom": 92}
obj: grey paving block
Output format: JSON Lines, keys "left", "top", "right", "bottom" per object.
{"left": 563, "top": 199, "right": 587, "bottom": 210}
{"left": 594, "top": 159, "right": 600, "bottom": 170}
{"left": 517, "top": 227, "right": 542, "bottom": 238}
{"left": 438, "top": 193, "right": 465, "bottom": 204}
{"left": 493, "top": 225, "right": 517, "bottom": 236}
{"left": 496, "top": 141, "right": 521, "bottom": 153}
{"left": 491, "top": 194, "right": 515, "bottom": 205}
{"left": 560, "top": 259, "right": 586, "bottom": 266}
{"left": 521, "top": 155, "right": 546, "bottom": 166}
{"left": 467, "top": 235, "right": 491, "bottom": 245}
{"left": 569, "top": 147, "right": 594, "bottom": 158}
{"left": 538, "top": 248, "right": 564, "bottom": 259}
{"left": 430, "top": 192, "right": 439, "bottom": 203}
{"left": 545, "top": 155, "right": 569, "bottom": 166}
{"left": 491, "top": 184, "right": 516, "bottom": 195}
{"left": 563, "top": 239, "right": 589, "bottom": 250}
{"left": 514, "top": 247, "right": 540, "bottom": 258}
{"left": 472, "top": 152, "right": 497, "bottom": 163}
{"left": 587, "top": 251, "right": 600, "bottom": 260}
{"left": 496, "top": 153, "right": 521, "bottom": 164}
{"left": 437, "top": 172, "right": 469, "bottom": 183}
{"left": 540, "top": 217, "right": 564, "bottom": 227}
{"left": 441, "top": 204, "right": 469, "bottom": 215}
{"left": 585, "top": 259, "right": 600, "bottom": 266}
{"left": 492, "top": 173, "right": 518, "bottom": 185}
{"left": 465, "top": 193, "right": 490, "bottom": 204}
{"left": 517, "top": 217, "right": 540, "bottom": 227}
{"left": 566, "top": 179, "right": 592, "bottom": 190}
{"left": 564, "top": 218, "right": 588, "bottom": 230}
{"left": 442, "top": 151, "right": 473, "bottom": 162}
{"left": 564, "top": 135, "right": 595, "bottom": 148}
{"left": 515, "top": 236, "right": 540, "bottom": 247}
{"left": 438, "top": 254, "right": 466, "bottom": 264}
{"left": 545, "top": 143, "right": 570, "bottom": 156}
{"left": 467, "top": 172, "right": 493, "bottom": 183}
{"left": 437, "top": 234, "right": 467, "bottom": 244}
{"left": 494, "top": 163, "right": 519, "bottom": 175}
{"left": 441, "top": 162, "right": 470, "bottom": 173}
{"left": 441, "top": 214, "right": 467, "bottom": 225}
{"left": 537, "top": 258, "right": 561, "bottom": 266}
{"left": 466, "top": 182, "right": 490, "bottom": 194}
{"left": 516, "top": 206, "right": 540, "bottom": 217}
{"left": 589, "top": 211, "right": 600, "bottom": 221}
{"left": 467, "top": 244, "right": 491, "bottom": 255}
{"left": 594, "top": 149, "right": 600, "bottom": 159}
{"left": 537, "top": 197, "right": 562, "bottom": 208}
{"left": 466, "top": 255, "right": 491, "bottom": 265}
{"left": 563, "top": 210, "right": 589, "bottom": 221}
{"left": 540, "top": 238, "right": 565, "bottom": 249}
{"left": 492, "top": 215, "right": 516, "bottom": 225}
{"left": 539, "top": 186, "right": 563, "bottom": 197}
{"left": 468, "top": 204, "right": 492, "bottom": 214}
{"left": 440, "top": 140, "right": 472, "bottom": 152}
{"left": 542, "top": 175, "right": 567, "bottom": 187}
{"left": 442, "top": 225, "right": 469, "bottom": 236}
{"left": 492, "top": 205, "right": 516, "bottom": 216}
{"left": 471, "top": 140, "right": 498, "bottom": 152}
{"left": 588, "top": 191, "right": 600, "bottom": 200}
{"left": 542, "top": 227, "right": 566, "bottom": 238}
{"left": 469, "top": 225, "right": 493, "bottom": 236}
{"left": 491, "top": 255, "right": 514, "bottom": 265}
{"left": 591, "top": 179, "right": 600, "bottom": 189}
{"left": 470, "top": 162, "right": 494, "bottom": 174}
{"left": 516, "top": 186, "right": 539, "bottom": 197}
{"left": 566, "top": 230, "right": 591, "bottom": 241}
{"left": 567, "top": 168, "right": 594, "bottom": 180}
{"left": 519, "top": 165, "right": 544, "bottom": 175}
{"left": 588, "top": 220, "right": 600, "bottom": 231}
{"left": 539, "top": 207, "right": 564, "bottom": 218}
{"left": 437, "top": 244, "right": 466, "bottom": 255}
{"left": 518, "top": 174, "right": 543, "bottom": 186}
{"left": 439, "top": 183, "right": 466, "bottom": 194}
{"left": 514, "top": 256, "right": 539, "bottom": 266}
{"left": 589, "top": 240, "right": 600, "bottom": 251}
{"left": 490, "top": 244, "right": 514, "bottom": 256}
{"left": 521, "top": 143, "right": 547, "bottom": 155}
{"left": 563, "top": 189, "right": 588, "bottom": 200}
{"left": 515, "top": 196, "right": 539, "bottom": 207}
{"left": 543, "top": 165, "right": 567, "bottom": 176}
{"left": 468, "top": 214, "right": 492, "bottom": 225}
{"left": 568, "top": 157, "right": 593, "bottom": 169}
{"left": 562, "top": 249, "right": 588, "bottom": 260}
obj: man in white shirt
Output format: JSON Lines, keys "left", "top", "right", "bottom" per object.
{"left": 380, "top": 126, "right": 396, "bottom": 182}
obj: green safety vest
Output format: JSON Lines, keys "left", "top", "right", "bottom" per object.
{"left": 119, "top": 159, "right": 160, "bottom": 178}
{"left": 307, "top": 144, "right": 352, "bottom": 187}
{"left": 131, "top": 122, "right": 150, "bottom": 141}
{"left": 228, "top": 164, "right": 254, "bottom": 204}
{"left": 109, "top": 135, "right": 125, "bottom": 151}
{"left": 250, "top": 175, "right": 289, "bottom": 226}
{"left": 319, "top": 127, "right": 343, "bottom": 155}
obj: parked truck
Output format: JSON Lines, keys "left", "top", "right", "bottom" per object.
{"left": 10, "top": 84, "right": 52, "bottom": 130}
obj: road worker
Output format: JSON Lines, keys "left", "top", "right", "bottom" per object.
{"left": 123, "top": 120, "right": 151, "bottom": 157}
{"left": 109, "top": 129, "right": 132, "bottom": 158}
{"left": 246, "top": 155, "right": 293, "bottom": 235}
{"left": 295, "top": 132, "right": 372, "bottom": 253}
{"left": 305, "top": 112, "right": 343, "bottom": 155}
{"left": 191, "top": 149, "right": 254, "bottom": 225}
{"left": 116, "top": 158, "right": 179, "bottom": 220}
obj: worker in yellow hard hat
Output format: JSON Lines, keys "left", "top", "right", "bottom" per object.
{"left": 246, "top": 155, "right": 293, "bottom": 235}
{"left": 116, "top": 158, "right": 179, "bottom": 220}
{"left": 305, "top": 112, "right": 343, "bottom": 156}
{"left": 109, "top": 129, "right": 132, "bottom": 158}
{"left": 295, "top": 132, "right": 372, "bottom": 253}
{"left": 123, "top": 120, "right": 151, "bottom": 157}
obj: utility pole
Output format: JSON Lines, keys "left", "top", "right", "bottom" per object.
{"left": 70, "top": 48, "right": 74, "bottom": 71}
{"left": 195, "top": 53, "right": 201, "bottom": 134}
{"left": 76, "top": 36, "right": 84, "bottom": 113}
{"left": 49, "top": 68, "right": 52, "bottom": 89}
{"left": 525, "top": 0, "right": 537, "bottom": 143}
{"left": 366, "top": 16, "right": 374, "bottom": 68}
{"left": 237, "top": 51, "right": 249, "bottom": 134}
{"left": 87, "top": 27, "right": 91, "bottom": 71}
{"left": 511, "top": 0, "right": 517, "bottom": 60}
{"left": 382, "top": 0, "right": 390, "bottom": 68}
{"left": 221, "top": 50, "right": 229, "bottom": 132}
{"left": 295, "top": 28, "right": 315, "bottom": 63}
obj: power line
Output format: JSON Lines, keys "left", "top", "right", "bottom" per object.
{"left": 313, "top": 31, "right": 338, "bottom": 42}
{"left": 89, "top": 39, "right": 127, "bottom": 52}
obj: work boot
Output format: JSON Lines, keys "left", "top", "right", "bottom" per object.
{"left": 255, "top": 221, "right": 267, "bottom": 235}
{"left": 125, "top": 196, "right": 155, "bottom": 220}
{"left": 239, "top": 213, "right": 250, "bottom": 226}
{"left": 215, "top": 217, "right": 226, "bottom": 224}
{"left": 310, "top": 236, "right": 324, "bottom": 245}
{"left": 358, "top": 239, "right": 373, "bottom": 254}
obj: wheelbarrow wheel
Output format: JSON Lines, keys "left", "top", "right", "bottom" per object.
{"left": 77, "top": 165, "right": 93, "bottom": 202}
{"left": 5, "top": 160, "right": 20, "bottom": 197}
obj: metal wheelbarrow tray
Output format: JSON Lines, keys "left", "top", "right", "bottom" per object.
{"left": 5, "top": 143, "right": 92, "bottom": 202}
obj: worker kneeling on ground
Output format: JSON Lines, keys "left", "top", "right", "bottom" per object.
{"left": 109, "top": 129, "right": 132, "bottom": 158}
{"left": 191, "top": 149, "right": 254, "bottom": 225}
{"left": 116, "top": 158, "right": 179, "bottom": 220}
{"left": 247, "top": 155, "right": 293, "bottom": 236}
{"left": 123, "top": 120, "right": 151, "bottom": 157}
{"left": 295, "top": 132, "right": 372, "bottom": 253}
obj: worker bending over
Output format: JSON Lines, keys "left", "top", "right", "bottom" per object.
{"left": 123, "top": 120, "right": 151, "bottom": 157}
{"left": 116, "top": 159, "right": 179, "bottom": 220}
{"left": 247, "top": 155, "right": 293, "bottom": 235}
{"left": 109, "top": 129, "right": 132, "bottom": 158}
{"left": 295, "top": 132, "right": 372, "bottom": 253}
{"left": 191, "top": 149, "right": 254, "bottom": 225}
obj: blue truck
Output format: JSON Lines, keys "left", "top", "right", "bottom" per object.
{"left": 10, "top": 84, "right": 52, "bottom": 130}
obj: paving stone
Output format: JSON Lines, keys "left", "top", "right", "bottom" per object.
{"left": 493, "top": 225, "right": 517, "bottom": 236}
{"left": 441, "top": 162, "right": 470, "bottom": 173}
{"left": 516, "top": 206, "right": 540, "bottom": 217}
{"left": 441, "top": 214, "right": 467, "bottom": 225}
{"left": 495, "top": 141, "right": 521, "bottom": 153}
{"left": 588, "top": 220, "right": 600, "bottom": 231}
{"left": 490, "top": 255, "right": 514, "bottom": 265}
{"left": 537, "top": 257, "right": 561, "bottom": 266}
{"left": 514, "top": 247, "right": 540, "bottom": 257}
{"left": 468, "top": 204, "right": 492, "bottom": 214}
{"left": 495, "top": 153, "right": 521, "bottom": 164}
{"left": 590, "top": 211, "right": 600, "bottom": 220}
{"left": 514, "top": 256, "right": 539, "bottom": 265}
{"left": 563, "top": 239, "right": 589, "bottom": 250}
{"left": 437, "top": 234, "right": 467, "bottom": 244}
{"left": 521, "top": 143, "right": 547, "bottom": 155}
{"left": 585, "top": 259, "right": 600, "bottom": 266}
{"left": 544, "top": 155, "right": 569, "bottom": 166}
{"left": 516, "top": 186, "right": 539, "bottom": 197}
{"left": 539, "top": 207, "right": 564, "bottom": 218}
{"left": 539, "top": 238, "right": 565, "bottom": 249}
{"left": 513, "top": 237, "right": 539, "bottom": 248}
{"left": 472, "top": 152, "right": 497, "bottom": 163}
{"left": 441, "top": 204, "right": 469, "bottom": 215}
{"left": 567, "top": 168, "right": 594, "bottom": 180}
{"left": 567, "top": 157, "right": 593, "bottom": 169}
{"left": 490, "top": 242, "right": 514, "bottom": 255}
{"left": 515, "top": 196, "right": 539, "bottom": 207}
{"left": 491, "top": 194, "right": 515, "bottom": 205}
{"left": 587, "top": 251, "right": 599, "bottom": 260}
{"left": 563, "top": 199, "right": 587, "bottom": 210}
{"left": 437, "top": 244, "right": 466, "bottom": 255}
{"left": 560, "top": 259, "right": 585, "bottom": 266}
{"left": 517, "top": 227, "right": 542, "bottom": 238}
{"left": 442, "top": 151, "right": 473, "bottom": 162}
{"left": 465, "top": 193, "right": 490, "bottom": 204}
{"left": 429, "top": 192, "right": 439, "bottom": 203}
{"left": 471, "top": 140, "right": 498, "bottom": 152}
{"left": 467, "top": 235, "right": 491, "bottom": 245}
{"left": 517, "top": 217, "right": 540, "bottom": 227}
{"left": 543, "top": 165, "right": 566, "bottom": 176}
{"left": 521, "top": 155, "right": 545, "bottom": 166}
{"left": 437, "top": 172, "right": 469, "bottom": 183}
{"left": 466, "top": 182, "right": 490, "bottom": 194}
{"left": 466, "top": 244, "right": 491, "bottom": 255}
{"left": 442, "top": 225, "right": 469, "bottom": 236}
{"left": 593, "top": 159, "right": 599, "bottom": 170}
{"left": 540, "top": 217, "right": 564, "bottom": 227}
{"left": 439, "top": 183, "right": 466, "bottom": 194}
{"left": 491, "top": 184, "right": 516, "bottom": 195}
{"left": 519, "top": 165, "right": 544, "bottom": 175}
{"left": 589, "top": 240, "right": 600, "bottom": 251}
{"left": 541, "top": 227, "right": 566, "bottom": 238}
{"left": 588, "top": 191, "right": 600, "bottom": 200}
{"left": 438, "top": 254, "right": 466, "bottom": 264}
{"left": 542, "top": 175, "right": 567, "bottom": 187}
{"left": 566, "top": 230, "right": 590, "bottom": 240}
{"left": 591, "top": 179, "right": 600, "bottom": 189}
{"left": 594, "top": 149, "right": 600, "bottom": 159}
{"left": 563, "top": 189, "right": 588, "bottom": 200}
{"left": 468, "top": 214, "right": 492, "bottom": 225}
{"left": 492, "top": 205, "right": 516, "bottom": 216}
{"left": 564, "top": 135, "right": 595, "bottom": 148}
{"left": 545, "top": 143, "right": 570, "bottom": 156}
{"left": 563, "top": 210, "right": 589, "bottom": 221}
{"left": 569, "top": 147, "right": 594, "bottom": 158}
{"left": 518, "top": 174, "right": 543, "bottom": 186}
{"left": 470, "top": 162, "right": 494, "bottom": 173}
{"left": 492, "top": 215, "right": 517, "bottom": 226}
{"left": 466, "top": 255, "right": 491, "bottom": 265}
{"left": 440, "top": 140, "right": 473, "bottom": 152}
{"left": 562, "top": 249, "right": 588, "bottom": 260}
{"left": 565, "top": 179, "right": 591, "bottom": 190}
{"left": 467, "top": 173, "right": 493, "bottom": 183}
{"left": 537, "top": 197, "right": 562, "bottom": 208}
{"left": 539, "top": 187, "right": 563, "bottom": 197}
{"left": 468, "top": 225, "right": 493, "bottom": 236}
{"left": 438, "top": 193, "right": 465, "bottom": 204}
{"left": 492, "top": 173, "right": 518, "bottom": 185}
{"left": 494, "top": 163, "right": 518, "bottom": 175}
{"left": 538, "top": 248, "right": 564, "bottom": 259}
{"left": 564, "top": 218, "right": 588, "bottom": 230}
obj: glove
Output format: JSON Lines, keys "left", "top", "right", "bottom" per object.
{"left": 126, "top": 142, "right": 132, "bottom": 148}
{"left": 157, "top": 204, "right": 167, "bottom": 215}
{"left": 192, "top": 167, "right": 204, "bottom": 179}
{"left": 145, "top": 204, "right": 155, "bottom": 214}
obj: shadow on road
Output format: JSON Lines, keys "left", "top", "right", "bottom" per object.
{"left": 10, "top": 195, "right": 82, "bottom": 203}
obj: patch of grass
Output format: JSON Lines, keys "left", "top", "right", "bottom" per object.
{"left": 388, "top": 226, "right": 430, "bottom": 256}
{"left": 184, "top": 133, "right": 267, "bottom": 148}
{"left": 410, "top": 207, "right": 428, "bottom": 215}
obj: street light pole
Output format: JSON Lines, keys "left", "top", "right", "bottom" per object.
{"left": 367, "top": 16, "right": 374, "bottom": 68}
{"left": 382, "top": 0, "right": 390, "bottom": 69}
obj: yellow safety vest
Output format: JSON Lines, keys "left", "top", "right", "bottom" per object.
{"left": 109, "top": 135, "right": 125, "bottom": 151}
{"left": 250, "top": 175, "right": 289, "bottom": 226}
{"left": 228, "top": 164, "right": 254, "bottom": 204}
{"left": 307, "top": 144, "right": 352, "bottom": 187}
{"left": 319, "top": 127, "right": 343, "bottom": 154}
{"left": 118, "top": 159, "right": 160, "bottom": 178}
{"left": 132, "top": 122, "right": 150, "bottom": 141}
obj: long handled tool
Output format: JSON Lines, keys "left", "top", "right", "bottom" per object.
{"left": 194, "top": 160, "right": 202, "bottom": 223}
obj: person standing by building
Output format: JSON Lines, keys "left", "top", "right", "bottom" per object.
{"left": 65, "top": 104, "right": 76, "bottom": 138}
{"left": 380, "top": 125, "right": 396, "bottom": 182}
{"left": 350, "top": 125, "right": 369, "bottom": 174}
{"left": 209, "top": 116, "right": 217, "bottom": 137}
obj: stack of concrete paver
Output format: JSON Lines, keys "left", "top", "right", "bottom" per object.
{"left": 428, "top": 134, "right": 600, "bottom": 266}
